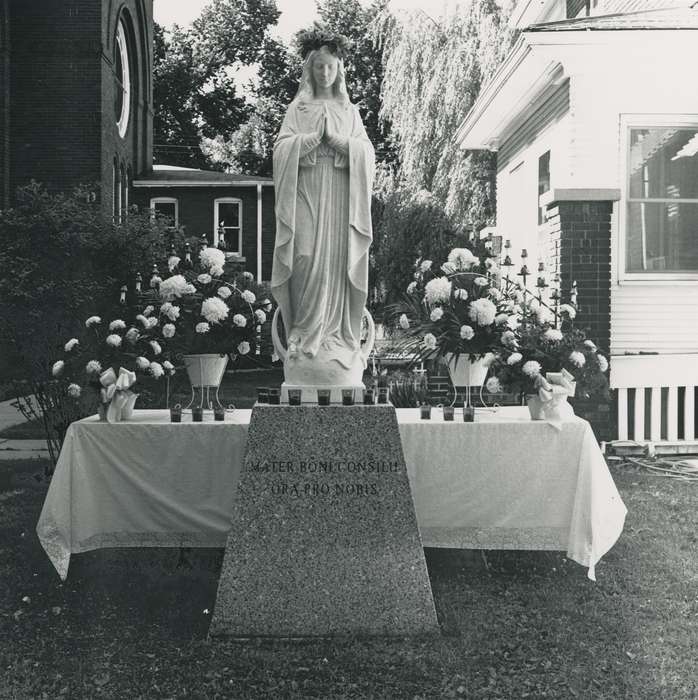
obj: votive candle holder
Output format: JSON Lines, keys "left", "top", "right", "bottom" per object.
{"left": 443, "top": 405, "right": 454, "bottom": 421}
{"left": 463, "top": 406, "right": 475, "bottom": 422}
{"left": 363, "top": 389, "right": 375, "bottom": 405}
{"left": 317, "top": 388, "right": 331, "bottom": 406}
{"left": 170, "top": 405, "right": 182, "bottom": 423}
{"left": 341, "top": 388, "right": 355, "bottom": 406}
{"left": 288, "top": 388, "right": 302, "bottom": 406}
{"left": 214, "top": 406, "right": 225, "bottom": 422}
{"left": 268, "top": 388, "right": 280, "bottom": 405}
{"left": 377, "top": 387, "right": 389, "bottom": 405}
{"left": 419, "top": 404, "right": 432, "bottom": 420}
{"left": 192, "top": 407, "right": 204, "bottom": 422}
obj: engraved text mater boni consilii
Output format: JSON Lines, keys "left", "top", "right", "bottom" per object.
{"left": 245, "top": 459, "right": 400, "bottom": 497}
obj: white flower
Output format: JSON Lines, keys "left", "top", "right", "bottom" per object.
{"left": 243, "top": 271, "right": 254, "bottom": 281}
{"left": 184, "top": 283, "right": 197, "bottom": 294}
{"left": 199, "top": 247, "right": 226, "bottom": 271}
{"left": 441, "top": 262, "right": 457, "bottom": 275}
{"left": 211, "top": 265, "right": 224, "bottom": 278}
{"left": 474, "top": 277, "right": 488, "bottom": 287}
{"left": 67, "top": 383, "right": 81, "bottom": 398}
{"left": 197, "top": 273, "right": 212, "bottom": 285}
{"left": 159, "top": 275, "right": 191, "bottom": 301}
{"left": 544, "top": 329, "right": 563, "bottom": 342}
{"left": 495, "top": 313, "right": 508, "bottom": 325}
{"left": 424, "top": 277, "right": 451, "bottom": 304}
{"left": 136, "top": 356, "right": 150, "bottom": 370}
{"left": 486, "top": 377, "right": 503, "bottom": 394}
{"left": 454, "top": 288, "right": 468, "bottom": 301}
{"left": 237, "top": 341, "right": 251, "bottom": 355}
{"left": 507, "top": 352, "right": 523, "bottom": 365}
{"left": 149, "top": 361, "right": 165, "bottom": 379}
{"left": 447, "top": 248, "right": 478, "bottom": 271}
{"left": 202, "top": 297, "right": 229, "bottom": 324}
{"left": 109, "top": 320, "right": 126, "bottom": 331}
{"left": 522, "top": 360, "right": 542, "bottom": 377}
{"left": 64, "top": 338, "right": 79, "bottom": 352}
{"left": 407, "top": 281, "right": 418, "bottom": 295}
{"left": 106, "top": 334, "right": 122, "bottom": 348}
{"left": 146, "top": 317, "right": 158, "bottom": 329}
{"left": 468, "top": 298, "right": 497, "bottom": 326}
{"left": 52, "top": 360, "right": 65, "bottom": 377}
{"left": 501, "top": 330, "right": 517, "bottom": 348}
{"left": 506, "top": 315, "right": 520, "bottom": 331}
{"left": 125, "top": 328, "right": 140, "bottom": 344}
{"left": 217, "top": 286, "right": 232, "bottom": 300}
{"left": 233, "top": 313, "right": 247, "bottom": 327}
{"left": 150, "top": 340, "right": 162, "bottom": 356}
{"left": 536, "top": 306, "right": 555, "bottom": 325}
{"left": 162, "top": 324, "right": 176, "bottom": 338}
{"left": 85, "top": 360, "right": 102, "bottom": 375}
{"left": 196, "top": 322, "right": 210, "bottom": 334}
{"left": 559, "top": 304, "right": 577, "bottom": 320}
{"left": 262, "top": 298, "right": 273, "bottom": 312}
{"left": 597, "top": 354, "right": 609, "bottom": 372}
{"left": 423, "top": 333, "right": 437, "bottom": 350}
{"left": 459, "top": 325, "right": 475, "bottom": 340}
{"left": 430, "top": 307, "right": 444, "bottom": 322}
{"left": 136, "top": 314, "right": 148, "bottom": 327}
{"left": 241, "top": 289, "right": 256, "bottom": 304}
{"left": 399, "top": 314, "right": 410, "bottom": 330}
{"left": 167, "top": 256, "right": 180, "bottom": 272}
{"left": 85, "top": 316, "right": 101, "bottom": 328}
{"left": 419, "top": 259, "right": 432, "bottom": 272}
{"left": 163, "top": 360, "right": 175, "bottom": 374}
{"left": 150, "top": 276, "right": 162, "bottom": 288}
{"left": 569, "top": 351, "right": 586, "bottom": 368}
{"left": 488, "top": 287, "right": 503, "bottom": 302}
{"left": 485, "top": 258, "right": 499, "bottom": 270}
{"left": 255, "top": 309, "right": 267, "bottom": 324}
{"left": 584, "top": 340, "right": 597, "bottom": 351}
{"left": 143, "top": 306, "right": 155, "bottom": 317}
{"left": 160, "top": 303, "right": 180, "bottom": 321}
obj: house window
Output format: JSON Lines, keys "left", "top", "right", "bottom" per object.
{"left": 626, "top": 127, "right": 698, "bottom": 274}
{"left": 214, "top": 198, "right": 242, "bottom": 254}
{"left": 114, "top": 18, "right": 131, "bottom": 139}
{"left": 150, "top": 197, "right": 179, "bottom": 228}
{"left": 538, "top": 150, "right": 551, "bottom": 225}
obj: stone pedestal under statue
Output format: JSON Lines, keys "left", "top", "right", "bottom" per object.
{"left": 209, "top": 405, "right": 439, "bottom": 638}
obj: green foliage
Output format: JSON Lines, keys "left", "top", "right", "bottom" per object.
{"left": 370, "top": 189, "right": 470, "bottom": 308}
{"left": 0, "top": 183, "right": 174, "bottom": 380}
{"left": 374, "top": 1, "right": 515, "bottom": 226}
{"left": 153, "top": 0, "right": 281, "bottom": 169}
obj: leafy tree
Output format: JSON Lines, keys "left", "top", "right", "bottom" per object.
{"left": 153, "top": 0, "right": 281, "bottom": 168}
{"left": 374, "top": 1, "right": 515, "bottom": 228}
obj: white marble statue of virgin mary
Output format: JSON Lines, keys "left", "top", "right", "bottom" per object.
{"left": 271, "top": 35, "right": 375, "bottom": 391}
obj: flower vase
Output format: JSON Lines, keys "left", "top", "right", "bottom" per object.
{"left": 443, "top": 352, "right": 494, "bottom": 406}
{"left": 183, "top": 354, "right": 228, "bottom": 410}
{"left": 526, "top": 395, "right": 545, "bottom": 420}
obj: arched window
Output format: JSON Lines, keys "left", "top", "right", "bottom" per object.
{"left": 114, "top": 17, "right": 131, "bottom": 138}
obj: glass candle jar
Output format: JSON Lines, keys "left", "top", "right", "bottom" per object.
{"left": 341, "top": 388, "right": 355, "bottom": 406}
{"left": 377, "top": 387, "right": 389, "bottom": 405}
{"left": 214, "top": 406, "right": 225, "bottom": 422}
{"left": 192, "top": 407, "right": 204, "bottom": 422}
{"left": 268, "top": 388, "right": 280, "bottom": 405}
{"left": 288, "top": 388, "right": 302, "bottom": 406}
{"left": 170, "top": 405, "right": 182, "bottom": 423}
{"left": 363, "top": 389, "right": 375, "bottom": 405}
{"left": 419, "top": 404, "right": 432, "bottom": 420}
{"left": 443, "top": 405, "right": 454, "bottom": 421}
{"left": 463, "top": 406, "right": 475, "bottom": 423}
{"left": 317, "top": 389, "right": 331, "bottom": 406}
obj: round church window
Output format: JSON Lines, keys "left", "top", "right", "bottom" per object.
{"left": 114, "top": 19, "right": 131, "bottom": 138}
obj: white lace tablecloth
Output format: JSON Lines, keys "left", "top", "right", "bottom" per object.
{"left": 37, "top": 407, "right": 626, "bottom": 581}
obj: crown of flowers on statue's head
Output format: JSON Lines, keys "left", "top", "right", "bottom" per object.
{"left": 294, "top": 23, "right": 352, "bottom": 60}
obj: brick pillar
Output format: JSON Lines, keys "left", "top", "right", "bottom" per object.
{"left": 546, "top": 199, "right": 614, "bottom": 441}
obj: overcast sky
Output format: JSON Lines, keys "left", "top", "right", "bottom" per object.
{"left": 153, "top": 0, "right": 441, "bottom": 40}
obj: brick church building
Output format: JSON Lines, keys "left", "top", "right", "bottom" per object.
{"left": 0, "top": 0, "right": 275, "bottom": 281}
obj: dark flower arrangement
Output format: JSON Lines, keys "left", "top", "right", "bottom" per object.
{"left": 294, "top": 23, "right": 352, "bottom": 59}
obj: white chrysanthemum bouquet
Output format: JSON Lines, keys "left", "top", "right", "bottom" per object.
{"left": 146, "top": 246, "right": 272, "bottom": 358}
{"left": 389, "top": 247, "right": 512, "bottom": 362}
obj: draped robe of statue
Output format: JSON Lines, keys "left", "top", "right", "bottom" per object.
{"left": 271, "top": 98, "right": 375, "bottom": 387}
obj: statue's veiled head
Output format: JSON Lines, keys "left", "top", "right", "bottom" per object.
{"left": 311, "top": 46, "right": 339, "bottom": 93}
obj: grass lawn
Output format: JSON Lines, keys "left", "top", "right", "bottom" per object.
{"left": 1, "top": 458, "right": 696, "bottom": 699}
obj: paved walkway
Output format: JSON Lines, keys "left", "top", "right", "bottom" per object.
{"left": 0, "top": 398, "right": 50, "bottom": 461}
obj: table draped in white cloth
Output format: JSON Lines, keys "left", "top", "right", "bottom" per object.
{"left": 37, "top": 408, "right": 626, "bottom": 582}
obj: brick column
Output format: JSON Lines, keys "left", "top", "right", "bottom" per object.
{"left": 545, "top": 198, "right": 614, "bottom": 440}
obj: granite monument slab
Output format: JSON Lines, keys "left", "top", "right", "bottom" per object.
{"left": 209, "top": 404, "right": 439, "bottom": 637}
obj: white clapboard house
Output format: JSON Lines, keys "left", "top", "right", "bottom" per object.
{"left": 456, "top": 0, "right": 698, "bottom": 450}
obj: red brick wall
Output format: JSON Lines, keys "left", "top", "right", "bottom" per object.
{"left": 132, "top": 185, "right": 276, "bottom": 279}
{"left": 6, "top": 0, "right": 152, "bottom": 210}
{"left": 546, "top": 199, "right": 614, "bottom": 440}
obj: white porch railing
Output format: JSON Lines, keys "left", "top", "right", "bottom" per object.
{"left": 612, "top": 354, "right": 698, "bottom": 449}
